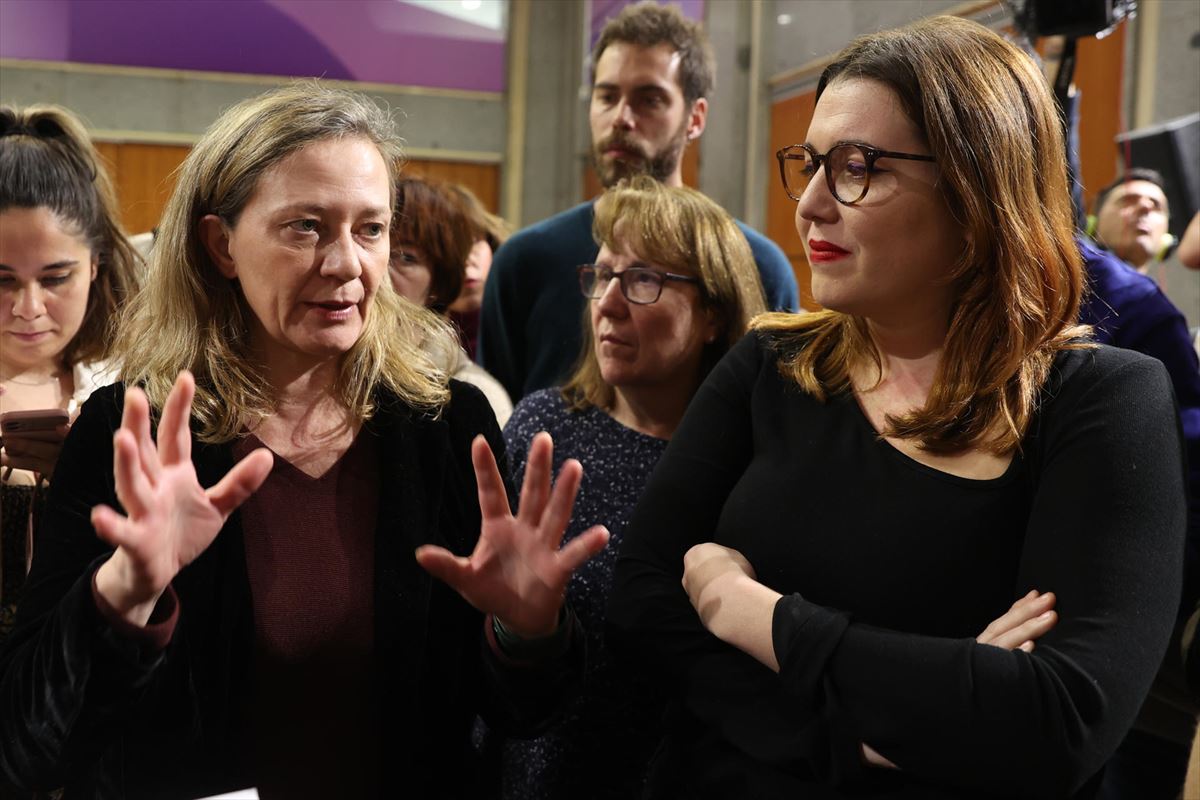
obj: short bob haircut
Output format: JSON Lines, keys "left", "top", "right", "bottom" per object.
{"left": 114, "top": 81, "right": 453, "bottom": 443}
{"left": 392, "top": 177, "right": 474, "bottom": 313}
{"left": 562, "top": 175, "right": 767, "bottom": 412}
{"left": 754, "top": 16, "right": 1089, "bottom": 455}
{"left": 0, "top": 104, "right": 141, "bottom": 368}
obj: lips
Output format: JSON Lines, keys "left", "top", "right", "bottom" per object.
{"left": 808, "top": 239, "right": 850, "bottom": 263}
{"left": 599, "top": 331, "right": 632, "bottom": 347}
{"left": 6, "top": 330, "right": 53, "bottom": 342}
{"left": 598, "top": 136, "right": 646, "bottom": 162}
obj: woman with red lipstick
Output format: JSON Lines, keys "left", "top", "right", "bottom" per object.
{"left": 491, "top": 175, "right": 767, "bottom": 799}
{"left": 608, "top": 16, "right": 1187, "bottom": 799}
{"left": 0, "top": 104, "right": 140, "bottom": 642}
{"left": 0, "top": 84, "right": 608, "bottom": 798}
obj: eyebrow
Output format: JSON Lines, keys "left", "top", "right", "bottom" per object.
{"left": 273, "top": 204, "right": 391, "bottom": 218}
{"left": 0, "top": 260, "right": 79, "bottom": 272}
{"left": 593, "top": 82, "right": 670, "bottom": 95}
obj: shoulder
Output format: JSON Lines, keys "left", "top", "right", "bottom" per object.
{"left": 71, "top": 360, "right": 120, "bottom": 405}
{"left": 507, "top": 388, "right": 571, "bottom": 436}
{"left": 733, "top": 219, "right": 789, "bottom": 265}
{"left": 74, "top": 381, "right": 126, "bottom": 430}
{"left": 1079, "top": 238, "right": 1162, "bottom": 307}
{"left": 451, "top": 357, "right": 513, "bottom": 425}
{"left": 1041, "top": 345, "right": 1173, "bottom": 417}
{"left": 494, "top": 202, "right": 595, "bottom": 262}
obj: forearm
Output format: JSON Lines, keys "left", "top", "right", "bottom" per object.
{"left": 700, "top": 573, "right": 783, "bottom": 673}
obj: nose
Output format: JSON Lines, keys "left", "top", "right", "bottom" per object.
{"left": 320, "top": 230, "right": 364, "bottom": 282}
{"left": 11, "top": 283, "right": 47, "bottom": 320}
{"left": 594, "top": 272, "right": 629, "bottom": 316}
{"left": 612, "top": 98, "right": 635, "bottom": 130}
{"left": 795, "top": 163, "right": 838, "bottom": 232}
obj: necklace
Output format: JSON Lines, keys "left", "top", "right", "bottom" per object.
{"left": 1, "top": 372, "right": 63, "bottom": 386}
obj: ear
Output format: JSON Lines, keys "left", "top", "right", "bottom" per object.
{"left": 686, "top": 98, "right": 708, "bottom": 141}
{"left": 89, "top": 257, "right": 98, "bottom": 282}
{"left": 199, "top": 214, "right": 237, "bottom": 279}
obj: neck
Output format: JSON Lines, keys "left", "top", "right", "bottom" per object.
{"left": 0, "top": 362, "right": 65, "bottom": 385}
{"left": 608, "top": 382, "right": 694, "bottom": 440}
{"left": 662, "top": 167, "right": 685, "bottom": 189}
{"left": 856, "top": 314, "right": 948, "bottom": 398}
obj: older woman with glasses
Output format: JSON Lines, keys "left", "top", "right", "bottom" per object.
{"left": 607, "top": 16, "right": 1187, "bottom": 799}
{"left": 0, "top": 83, "right": 607, "bottom": 798}
{"left": 489, "top": 175, "right": 767, "bottom": 799}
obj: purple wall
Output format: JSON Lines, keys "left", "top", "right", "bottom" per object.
{"left": 0, "top": 0, "right": 506, "bottom": 92}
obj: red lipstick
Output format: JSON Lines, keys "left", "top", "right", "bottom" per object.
{"left": 808, "top": 239, "right": 850, "bottom": 263}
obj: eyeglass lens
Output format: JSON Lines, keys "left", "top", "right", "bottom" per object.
{"left": 783, "top": 144, "right": 870, "bottom": 204}
{"left": 580, "top": 266, "right": 664, "bottom": 304}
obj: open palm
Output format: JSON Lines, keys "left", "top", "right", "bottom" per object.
{"left": 416, "top": 432, "right": 609, "bottom": 639}
{"left": 92, "top": 372, "right": 273, "bottom": 620}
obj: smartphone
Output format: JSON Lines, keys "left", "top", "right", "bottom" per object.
{"left": 0, "top": 408, "right": 70, "bottom": 439}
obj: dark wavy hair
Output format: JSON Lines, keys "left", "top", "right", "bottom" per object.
{"left": 0, "top": 104, "right": 141, "bottom": 367}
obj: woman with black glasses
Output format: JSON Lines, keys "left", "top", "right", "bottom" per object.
{"left": 607, "top": 15, "right": 1187, "bottom": 799}
{"left": 487, "top": 175, "right": 767, "bottom": 799}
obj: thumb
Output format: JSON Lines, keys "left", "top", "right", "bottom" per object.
{"left": 415, "top": 545, "right": 473, "bottom": 591}
{"left": 557, "top": 526, "right": 610, "bottom": 575}
{"left": 208, "top": 447, "right": 274, "bottom": 516}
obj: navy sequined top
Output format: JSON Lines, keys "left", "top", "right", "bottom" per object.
{"left": 499, "top": 388, "right": 668, "bottom": 799}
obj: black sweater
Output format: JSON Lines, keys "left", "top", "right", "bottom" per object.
{"left": 608, "top": 333, "right": 1187, "bottom": 799}
{"left": 0, "top": 381, "right": 582, "bottom": 799}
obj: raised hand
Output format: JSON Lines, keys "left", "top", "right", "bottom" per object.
{"left": 976, "top": 589, "right": 1058, "bottom": 653}
{"left": 415, "top": 432, "right": 609, "bottom": 639}
{"left": 92, "top": 372, "right": 274, "bottom": 626}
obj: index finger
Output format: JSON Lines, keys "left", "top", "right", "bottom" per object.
{"left": 472, "top": 435, "right": 512, "bottom": 520}
{"left": 158, "top": 371, "right": 196, "bottom": 465}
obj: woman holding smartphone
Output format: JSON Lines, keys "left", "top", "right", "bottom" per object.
{"left": 0, "top": 105, "right": 140, "bottom": 641}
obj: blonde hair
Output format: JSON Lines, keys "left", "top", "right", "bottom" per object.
{"left": 563, "top": 175, "right": 767, "bottom": 411}
{"left": 755, "top": 16, "right": 1089, "bottom": 455}
{"left": 0, "top": 104, "right": 141, "bottom": 367}
{"left": 115, "top": 81, "right": 452, "bottom": 443}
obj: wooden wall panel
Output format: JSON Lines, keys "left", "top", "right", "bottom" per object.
{"left": 88, "top": 143, "right": 501, "bottom": 233}
{"left": 1074, "top": 22, "right": 1126, "bottom": 214}
{"left": 113, "top": 144, "right": 191, "bottom": 235}
{"left": 767, "top": 91, "right": 817, "bottom": 310}
{"left": 399, "top": 159, "right": 501, "bottom": 213}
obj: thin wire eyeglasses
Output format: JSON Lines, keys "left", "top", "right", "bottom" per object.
{"left": 776, "top": 142, "right": 936, "bottom": 206}
{"left": 577, "top": 264, "right": 700, "bottom": 305}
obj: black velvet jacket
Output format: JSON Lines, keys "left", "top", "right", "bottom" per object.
{"left": 0, "top": 381, "right": 581, "bottom": 798}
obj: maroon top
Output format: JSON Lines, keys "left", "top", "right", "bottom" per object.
{"left": 450, "top": 307, "right": 481, "bottom": 361}
{"left": 233, "top": 431, "right": 381, "bottom": 798}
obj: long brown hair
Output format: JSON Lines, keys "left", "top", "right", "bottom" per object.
{"left": 562, "top": 176, "right": 766, "bottom": 411}
{"left": 755, "top": 16, "right": 1089, "bottom": 455}
{"left": 114, "top": 82, "right": 453, "bottom": 443}
{"left": 0, "top": 104, "right": 141, "bottom": 367}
